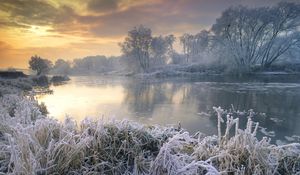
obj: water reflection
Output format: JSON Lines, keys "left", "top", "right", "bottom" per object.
{"left": 36, "top": 76, "right": 300, "bottom": 144}
{"left": 36, "top": 81, "right": 125, "bottom": 122}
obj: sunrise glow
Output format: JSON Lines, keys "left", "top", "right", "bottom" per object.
{"left": 0, "top": 0, "right": 290, "bottom": 69}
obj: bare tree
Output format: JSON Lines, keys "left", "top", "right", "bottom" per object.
{"left": 120, "top": 25, "right": 152, "bottom": 72}
{"left": 211, "top": 2, "right": 300, "bottom": 70}
{"left": 180, "top": 31, "right": 211, "bottom": 63}
{"left": 180, "top": 33, "right": 192, "bottom": 63}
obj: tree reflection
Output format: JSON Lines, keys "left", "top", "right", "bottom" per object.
{"left": 123, "top": 79, "right": 191, "bottom": 118}
{"left": 122, "top": 78, "right": 300, "bottom": 142}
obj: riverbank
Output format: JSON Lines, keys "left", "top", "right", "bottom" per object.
{"left": 0, "top": 72, "right": 70, "bottom": 96}
{"left": 135, "top": 64, "right": 300, "bottom": 79}
{"left": 0, "top": 78, "right": 299, "bottom": 174}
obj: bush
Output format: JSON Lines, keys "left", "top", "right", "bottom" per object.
{"left": 0, "top": 78, "right": 33, "bottom": 95}
{"left": 0, "top": 71, "right": 28, "bottom": 79}
{"left": 38, "top": 102, "right": 48, "bottom": 115}
{"left": 50, "top": 75, "right": 70, "bottom": 84}
{"left": 31, "top": 75, "right": 49, "bottom": 86}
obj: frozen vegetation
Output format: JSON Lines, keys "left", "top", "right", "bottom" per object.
{"left": 0, "top": 93, "right": 299, "bottom": 174}
{"left": 0, "top": 78, "right": 33, "bottom": 96}
{"left": 0, "top": 74, "right": 70, "bottom": 97}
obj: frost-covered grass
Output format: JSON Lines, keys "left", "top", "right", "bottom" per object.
{"left": 0, "top": 78, "right": 33, "bottom": 95}
{"left": 0, "top": 95, "right": 299, "bottom": 174}
{"left": 0, "top": 75, "right": 68, "bottom": 96}
{"left": 138, "top": 63, "right": 225, "bottom": 78}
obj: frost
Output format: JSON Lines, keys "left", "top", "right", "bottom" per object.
{"left": 259, "top": 127, "right": 276, "bottom": 137}
{"left": 270, "top": 117, "right": 283, "bottom": 123}
{"left": 0, "top": 95, "right": 299, "bottom": 174}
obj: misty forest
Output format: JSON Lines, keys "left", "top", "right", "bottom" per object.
{"left": 0, "top": 1, "right": 300, "bottom": 175}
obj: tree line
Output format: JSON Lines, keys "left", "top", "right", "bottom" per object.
{"left": 28, "top": 55, "right": 121, "bottom": 75}
{"left": 119, "top": 2, "right": 300, "bottom": 73}
{"left": 29, "top": 1, "right": 300, "bottom": 75}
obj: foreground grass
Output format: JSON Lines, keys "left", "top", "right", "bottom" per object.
{"left": 0, "top": 95, "right": 299, "bottom": 175}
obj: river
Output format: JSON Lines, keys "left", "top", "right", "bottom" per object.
{"left": 36, "top": 75, "right": 300, "bottom": 144}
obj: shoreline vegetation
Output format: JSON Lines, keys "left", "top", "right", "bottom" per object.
{"left": 0, "top": 74, "right": 299, "bottom": 174}
{"left": 0, "top": 70, "right": 70, "bottom": 96}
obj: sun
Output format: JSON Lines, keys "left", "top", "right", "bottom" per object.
{"left": 28, "top": 25, "right": 51, "bottom": 36}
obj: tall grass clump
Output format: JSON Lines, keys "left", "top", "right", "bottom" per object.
{"left": 0, "top": 95, "right": 299, "bottom": 174}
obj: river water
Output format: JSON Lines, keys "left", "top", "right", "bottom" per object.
{"left": 36, "top": 75, "right": 300, "bottom": 144}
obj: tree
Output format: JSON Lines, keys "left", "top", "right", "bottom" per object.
{"left": 29, "top": 55, "right": 52, "bottom": 75}
{"left": 52, "top": 59, "right": 71, "bottom": 75}
{"left": 151, "top": 35, "right": 175, "bottom": 65}
{"left": 192, "top": 30, "right": 213, "bottom": 63}
{"left": 120, "top": 25, "right": 152, "bottom": 72}
{"left": 180, "top": 33, "right": 193, "bottom": 63}
{"left": 72, "top": 55, "right": 116, "bottom": 74}
{"left": 180, "top": 31, "right": 211, "bottom": 63}
{"left": 194, "top": 30, "right": 210, "bottom": 54}
{"left": 211, "top": 2, "right": 300, "bottom": 70}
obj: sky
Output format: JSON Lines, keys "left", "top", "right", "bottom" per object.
{"left": 0, "top": 0, "right": 293, "bottom": 68}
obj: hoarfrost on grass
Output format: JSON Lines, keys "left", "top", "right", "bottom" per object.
{"left": 0, "top": 95, "right": 299, "bottom": 174}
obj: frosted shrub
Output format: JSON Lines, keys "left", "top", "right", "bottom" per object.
{"left": 0, "top": 96, "right": 299, "bottom": 174}
{"left": 0, "top": 78, "right": 33, "bottom": 95}
{"left": 0, "top": 95, "right": 43, "bottom": 125}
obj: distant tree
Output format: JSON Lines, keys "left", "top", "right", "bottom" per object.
{"left": 180, "top": 31, "right": 211, "bottom": 63}
{"left": 165, "top": 34, "right": 176, "bottom": 53}
{"left": 151, "top": 35, "right": 175, "bottom": 65}
{"left": 52, "top": 59, "right": 71, "bottom": 75}
{"left": 151, "top": 36, "right": 167, "bottom": 65}
{"left": 211, "top": 2, "right": 300, "bottom": 70}
{"left": 180, "top": 33, "right": 193, "bottom": 63}
{"left": 120, "top": 25, "right": 152, "bottom": 72}
{"left": 29, "top": 55, "right": 52, "bottom": 75}
{"left": 72, "top": 55, "right": 115, "bottom": 74}
{"left": 171, "top": 52, "right": 185, "bottom": 65}
{"left": 194, "top": 30, "right": 210, "bottom": 54}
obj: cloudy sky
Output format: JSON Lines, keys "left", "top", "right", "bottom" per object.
{"left": 0, "top": 0, "right": 292, "bottom": 68}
